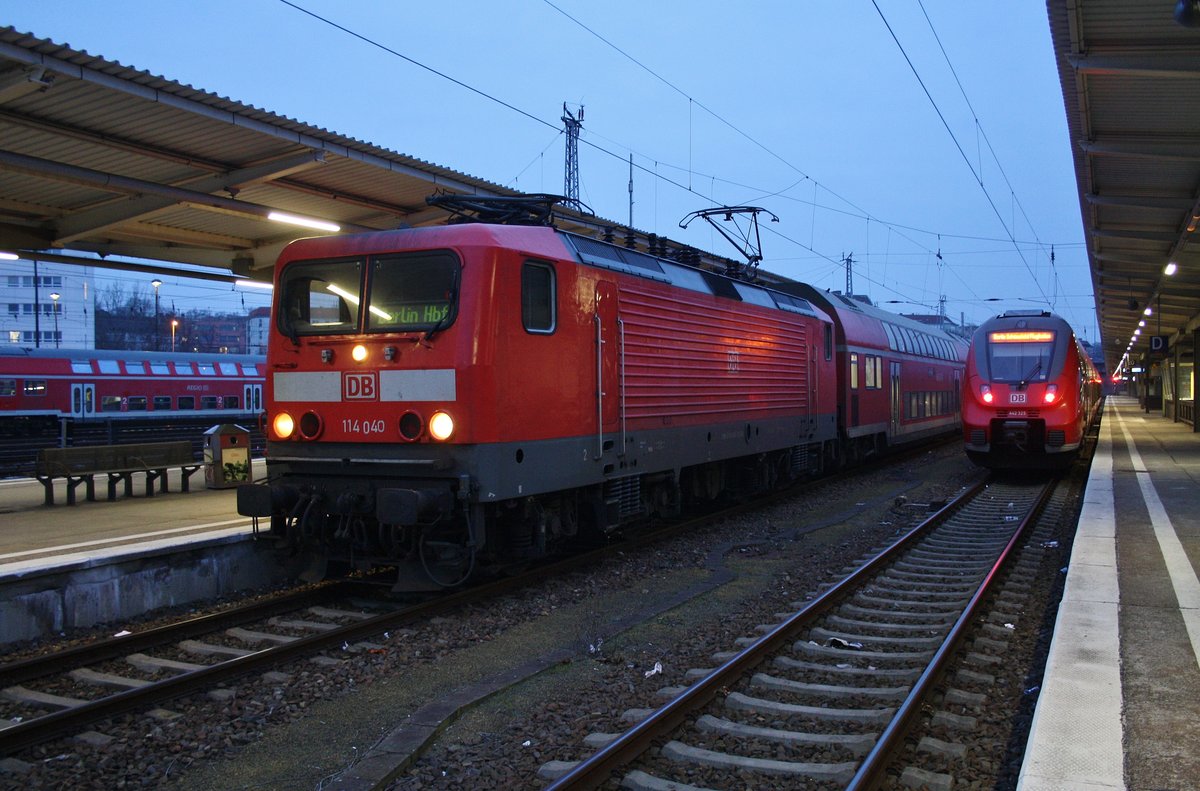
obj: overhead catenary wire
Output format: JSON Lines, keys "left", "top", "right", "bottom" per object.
{"left": 271, "top": 0, "right": 1081, "bottom": 326}
{"left": 870, "top": 0, "right": 1052, "bottom": 309}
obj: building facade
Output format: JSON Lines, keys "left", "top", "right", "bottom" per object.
{"left": 1, "top": 259, "right": 96, "bottom": 349}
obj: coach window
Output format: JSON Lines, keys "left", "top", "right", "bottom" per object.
{"left": 824, "top": 324, "right": 834, "bottom": 360}
{"left": 175, "top": 362, "right": 195, "bottom": 375}
{"left": 522, "top": 260, "right": 556, "bottom": 333}
{"left": 150, "top": 362, "right": 169, "bottom": 375}
{"left": 98, "top": 360, "right": 119, "bottom": 374}
{"left": 223, "top": 396, "right": 240, "bottom": 409}
{"left": 101, "top": 396, "right": 122, "bottom": 412}
{"left": 153, "top": 396, "right": 172, "bottom": 410}
{"left": 0, "top": 379, "right": 14, "bottom": 396}
{"left": 23, "top": 379, "right": 46, "bottom": 396}
{"left": 71, "top": 360, "right": 93, "bottom": 374}
{"left": 241, "top": 364, "right": 259, "bottom": 376}
{"left": 127, "top": 396, "right": 148, "bottom": 411}
{"left": 849, "top": 353, "right": 859, "bottom": 389}
{"left": 178, "top": 396, "right": 195, "bottom": 410}
{"left": 865, "top": 355, "right": 882, "bottom": 389}
{"left": 201, "top": 396, "right": 220, "bottom": 409}
{"left": 197, "top": 363, "right": 216, "bottom": 376}
{"left": 125, "top": 361, "right": 146, "bottom": 374}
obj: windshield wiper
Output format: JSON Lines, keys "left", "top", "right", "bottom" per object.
{"left": 422, "top": 291, "right": 457, "bottom": 342}
{"left": 1017, "top": 361, "right": 1042, "bottom": 389}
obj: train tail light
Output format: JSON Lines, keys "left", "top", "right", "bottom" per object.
{"left": 429, "top": 411, "right": 455, "bottom": 441}
{"left": 1043, "top": 384, "right": 1059, "bottom": 404}
{"left": 980, "top": 384, "right": 994, "bottom": 404}
{"left": 272, "top": 411, "right": 295, "bottom": 440}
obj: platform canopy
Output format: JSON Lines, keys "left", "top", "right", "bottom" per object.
{"left": 0, "top": 27, "right": 642, "bottom": 286}
{"left": 1048, "top": 1, "right": 1200, "bottom": 373}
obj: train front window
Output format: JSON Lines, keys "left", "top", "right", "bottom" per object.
{"left": 278, "top": 259, "right": 364, "bottom": 336}
{"left": 366, "top": 252, "right": 459, "bottom": 333}
{"left": 987, "top": 330, "right": 1055, "bottom": 382}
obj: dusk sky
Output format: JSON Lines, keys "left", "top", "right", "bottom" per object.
{"left": 4, "top": 2, "right": 1095, "bottom": 337}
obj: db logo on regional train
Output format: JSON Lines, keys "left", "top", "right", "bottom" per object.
{"left": 343, "top": 372, "right": 379, "bottom": 401}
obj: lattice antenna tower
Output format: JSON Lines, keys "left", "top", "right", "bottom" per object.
{"left": 842, "top": 252, "right": 854, "bottom": 295}
{"left": 562, "top": 103, "right": 584, "bottom": 210}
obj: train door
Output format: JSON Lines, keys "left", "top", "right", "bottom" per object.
{"left": 70, "top": 382, "right": 95, "bottom": 419}
{"left": 244, "top": 383, "right": 263, "bottom": 413}
{"left": 594, "top": 281, "right": 621, "bottom": 459}
{"left": 889, "top": 362, "right": 902, "bottom": 436}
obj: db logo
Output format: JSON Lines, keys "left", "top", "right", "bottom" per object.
{"left": 343, "top": 372, "right": 378, "bottom": 401}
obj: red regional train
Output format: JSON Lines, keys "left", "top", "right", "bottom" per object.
{"left": 0, "top": 347, "right": 264, "bottom": 433}
{"left": 237, "top": 198, "right": 967, "bottom": 588}
{"left": 962, "top": 310, "right": 1102, "bottom": 469}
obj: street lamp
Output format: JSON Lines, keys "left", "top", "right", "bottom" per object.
{"left": 151, "top": 279, "right": 162, "bottom": 351}
{"left": 171, "top": 319, "right": 179, "bottom": 353}
{"left": 48, "top": 291, "right": 60, "bottom": 348}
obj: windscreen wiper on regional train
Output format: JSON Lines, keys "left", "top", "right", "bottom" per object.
{"left": 1017, "top": 361, "right": 1042, "bottom": 389}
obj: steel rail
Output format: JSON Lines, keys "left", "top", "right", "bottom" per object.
{"left": 544, "top": 478, "right": 989, "bottom": 791}
{"left": 0, "top": 580, "right": 349, "bottom": 688}
{"left": 845, "top": 477, "right": 1056, "bottom": 790}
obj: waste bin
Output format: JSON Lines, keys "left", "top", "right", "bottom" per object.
{"left": 203, "top": 424, "right": 251, "bottom": 489}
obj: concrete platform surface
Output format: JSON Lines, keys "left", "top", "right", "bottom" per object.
{"left": 1019, "top": 396, "right": 1200, "bottom": 791}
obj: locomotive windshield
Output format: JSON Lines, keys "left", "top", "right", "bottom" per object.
{"left": 366, "top": 252, "right": 459, "bottom": 332}
{"left": 278, "top": 259, "right": 363, "bottom": 336}
{"left": 986, "top": 330, "right": 1055, "bottom": 382}
{"left": 277, "top": 252, "right": 459, "bottom": 337}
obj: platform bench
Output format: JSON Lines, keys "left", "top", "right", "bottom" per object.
{"left": 35, "top": 441, "right": 203, "bottom": 506}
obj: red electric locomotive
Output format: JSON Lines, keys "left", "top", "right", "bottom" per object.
{"left": 238, "top": 201, "right": 852, "bottom": 587}
{"left": 0, "top": 347, "right": 264, "bottom": 434}
{"left": 237, "top": 197, "right": 968, "bottom": 588}
{"left": 962, "top": 310, "right": 1102, "bottom": 469}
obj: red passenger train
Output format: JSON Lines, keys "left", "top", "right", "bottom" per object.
{"left": 962, "top": 310, "right": 1102, "bottom": 469}
{"left": 0, "top": 347, "right": 264, "bottom": 433}
{"left": 237, "top": 198, "right": 967, "bottom": 587}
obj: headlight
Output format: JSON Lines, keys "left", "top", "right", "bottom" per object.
{"left": 272, "top": 412, "right": 295, "bottom": 439}
{"left": 352, "top": 344, "right": 368, "bottom": 362}
{"left": 980, "top": 384, "right": 994, "bottom": 404}
{"left": 299, "top": 411, "right": 323, "bottom": 440}
{"left": 429, "top": 411, "right": 455, "bottom": 441}
{"left": 1043, "top": 384, "right": 1059, "bottom": 404}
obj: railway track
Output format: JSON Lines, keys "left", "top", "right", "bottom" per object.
{"left": 539, "top": 476, "right": 1059, "bottom": 791}
{"left": 0, "top": 436, "right": 966, "bottom": 771}
{"left": 0, "top": 579, "right": 406, "bottom": 756}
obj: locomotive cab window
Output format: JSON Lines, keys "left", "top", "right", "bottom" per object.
{"left": 522, "top": 260, "right": 556, "bottom": 333}
{"left": 366, "top": 251, "right": 459, "bottom": 333}
{"left": 278, "top": 259, "right": 364, "bottom": 336}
